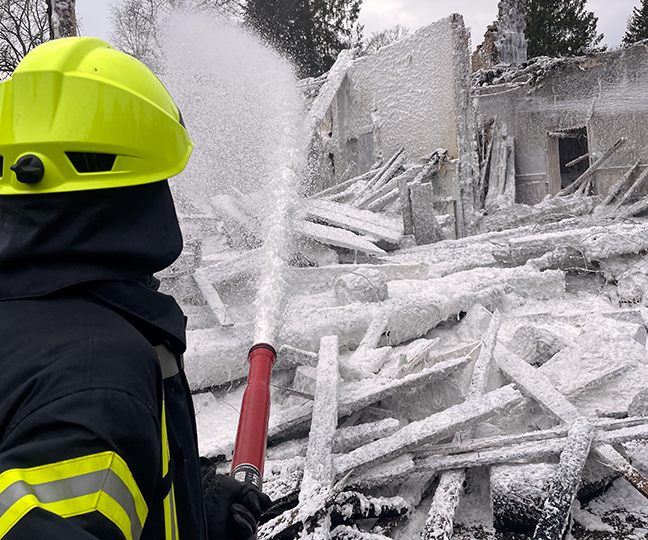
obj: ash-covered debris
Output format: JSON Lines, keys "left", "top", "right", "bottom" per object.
{"left": 472, "top": 55, "right": 579, "bottom": 88}
{"left": 168, "top": 121, "right": 648, "bottom": 539}
{"left": 176, "top": 162, "right": 648, "bottom": 538}
{"left": 158, "top": 11, "right": 648, "bottom": 540}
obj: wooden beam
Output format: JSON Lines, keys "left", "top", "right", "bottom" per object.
{"left": 557, "top": 138, "right": 626, "bottom": 197}
{"left": 598, "top": 160, "right": 641, "bottom": 207}
{"left": 334, "top": 385, "right": 523, "bottom": 478}
{"left": 565, "top": 153, "right": 589, "bottom": 168}
{"left": 398, "top": 174, "right": 414, "bottom": 236}
{"left": 354, "top": 422, "right": 648, "bottom": 489}
{"left": 267, "top": 355, "right": 472, "bottom": 441}
{"left": 422, "top": 310, "right": 501, "bottom": 540}
{"left": 495, "top": 345, "right": 648, "bottom": 502}
{"left": 533, "top": 419, "right": 595, "bottom": 540}
{"left": 298, "top": 220, "right": 387, "bottom": 257}
{"left": 300, "top": 198, "right": 403, "bottom": 245}
{"left": 193, "top": 268, "right": 231, "bottom": 327}
{"left": 610, "top": 164, "right": 648, "bottom": 211}
{"left": 300, "top": 336, "right": 340, "bottom": 505}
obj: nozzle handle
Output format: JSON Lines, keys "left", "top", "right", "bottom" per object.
{"left": 231, "top": 343, "right": 276, "bottom": 490}
{"left": 231, "top": 463, "right": 262, "bottom": 490}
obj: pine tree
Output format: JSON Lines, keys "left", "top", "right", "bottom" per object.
{"left": 525, "top": 0, "right": 603, "bottom": 58}
{"left": 244, "top": 0, "right": 362, "bottom": 78}
{"left": 623, "top": 0, "right": 648, "bottom": 44}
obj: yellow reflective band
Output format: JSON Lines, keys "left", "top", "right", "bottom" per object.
{"left": 162, "top": 401, "right": 170, "bottom": 476}
{"left": 161, "top": 400, "right": 179, "bottom": 540}
{"left": 0, "top": 451, "right": 147, "bottom": 540}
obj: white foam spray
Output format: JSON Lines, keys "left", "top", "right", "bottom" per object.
{"left": 160, "top": 10, "right": 306, "bottom": 345}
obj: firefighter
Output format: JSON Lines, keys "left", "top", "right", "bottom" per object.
{"left": 0, "top": 37, "right": 270, "bottom": 539}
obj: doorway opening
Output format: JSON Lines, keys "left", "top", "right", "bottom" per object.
{"left": 547, "top": 127, "right": 589, "bottom": 194}
{"left": 559, "top": 127, "right": 589, "bottom": 188}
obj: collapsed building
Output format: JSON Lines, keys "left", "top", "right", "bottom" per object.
{"left": 304, "top": 14, "right": 477, "bottom": 239}
{"left": 306, "top": 1, "right": 648, "bottom": 238}
{"left": 474, "top": 43, "right": 648, "bottom": 206}
{"left": 168, "top": 5, "right": 648, "bottom": 539}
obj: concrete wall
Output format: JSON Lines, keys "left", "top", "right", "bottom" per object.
{"left": 474, "top": 42, "right": 648, "bottom": 205}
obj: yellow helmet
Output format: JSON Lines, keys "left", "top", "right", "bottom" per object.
{"left": 0, "top": 37, "right": 193, "bottom": 195}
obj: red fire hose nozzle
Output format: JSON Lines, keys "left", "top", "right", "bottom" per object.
{"left": 230, "top": 343, "right": 277, "bottom": 490}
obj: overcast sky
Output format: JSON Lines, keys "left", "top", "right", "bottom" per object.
{"left": 76, "top": 0, "right": 638, "bottom": 51}
{"left": 357, "top": 0, "right": 637, "bottom": 48}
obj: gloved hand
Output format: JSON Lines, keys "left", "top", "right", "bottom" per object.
{"left": 201, "top": 457, "right": 272, "bottom": 540}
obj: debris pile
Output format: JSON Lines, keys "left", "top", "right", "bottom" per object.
{"left": 158, "top": 16, "right": 648, "bottom": 538}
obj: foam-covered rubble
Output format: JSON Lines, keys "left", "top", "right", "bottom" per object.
{"left": 179, "top": 215, "right": 648, "bottom": 539}
{"left": 159, "top": 12, "right": 648, "bottom": 538}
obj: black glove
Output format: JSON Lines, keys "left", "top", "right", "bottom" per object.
{"left": 201, "top": 457, "right": 272, "bottom": 540}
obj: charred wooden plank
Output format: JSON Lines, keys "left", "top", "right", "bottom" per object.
{"left": 610, "top": 164, "right": 648, "bottom": 212}
{"left": 266, "top": 418, "right": 401, "bottom": 461}
{"left": 300, "top": 198, "right": 403, "bottom": 246}
{"left": 300, "top": 336, "right": 340, "bottom": 505}
{"left": 193, "top": 268, "right": 231, "bottom": 327}
{"left": 298, "top": 220, "right": 387, "bottom": 257}
{"left": 422, "top": 310, "right": 501, "bottom": 540}
{"left": 495, "top": 345, "right": 648, "bottom": 501}
{"left": 598, "top": 159, "right": 640, "bottom": 207}
{"left": 351, "top": 148, "right": 405, "bottom": 206}
{"left": 267, "top": 355, "right": 472, "bottom": 442}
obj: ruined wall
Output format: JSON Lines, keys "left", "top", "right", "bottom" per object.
{"left": 474, "top": 42, "right": 648, "bottom": 205}
{"left": 472, "top": 0, "right": 527, "bottom": 71}
{"left": 317, "top": 15, "right": 469, "bottom": 184}
{"left": 310, "top": 15, "right": 478, "bottom": 235}
{"left": 347, "top": 17, "right": 459, "bottom": 167}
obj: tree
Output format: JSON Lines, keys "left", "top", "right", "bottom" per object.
{"left": 360, "top": 24, "right": 408, "bottom": 56}
{"left": 244, "top": 0, "right": 363, "bottom": 78}
{"left": 525, "top": 0, "right": 603, "bottom": 58}
{"left": 46, "top": 0, "right": 78, "bottom": 39}
{"left": 110, "top": 0, "right": 164, "bottom": 71}
{"left": 195, "top": 0, "right": 244, "bottom": 18}
{"left": 0, "top": 0, "right": 49, "bottom": 78}
{"left": 624, "top": 0, "right": 648, "bottom": 44}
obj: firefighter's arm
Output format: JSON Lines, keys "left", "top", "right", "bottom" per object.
{"left": 0, "top": 388, "right": 162, "bottom": 540}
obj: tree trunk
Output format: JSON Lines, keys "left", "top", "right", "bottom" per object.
{"left": 48, "top": 0, "right": 78, "bottom": 39}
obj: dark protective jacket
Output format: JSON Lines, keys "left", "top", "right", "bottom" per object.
{"left": 0, "top": 182, "right": 207, "bottom": 540}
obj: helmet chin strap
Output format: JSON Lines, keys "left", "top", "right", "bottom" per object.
{"left": 10, "top": 155, "right": 45, "bottom": 185}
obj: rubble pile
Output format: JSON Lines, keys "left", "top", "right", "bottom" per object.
{"left": 163, "top": 150, "right": 648, "bottom": 538}
{"left": 154, "top": 10, "right": 648, "bottom": 538}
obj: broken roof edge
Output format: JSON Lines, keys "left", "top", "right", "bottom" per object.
{"left": 472, "top": 40, "right": 648, "bottom": 90}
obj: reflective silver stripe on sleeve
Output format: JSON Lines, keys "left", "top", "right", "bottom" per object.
{"left": 169, "top": 486, "right": 177, "bottom": 540}
{"left": 0, "top": 468, "right": 143, "bottom": 539}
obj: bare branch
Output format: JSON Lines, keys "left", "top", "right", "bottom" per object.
{"left": 0, "top": 0, "right": 49, "bottom": 79}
